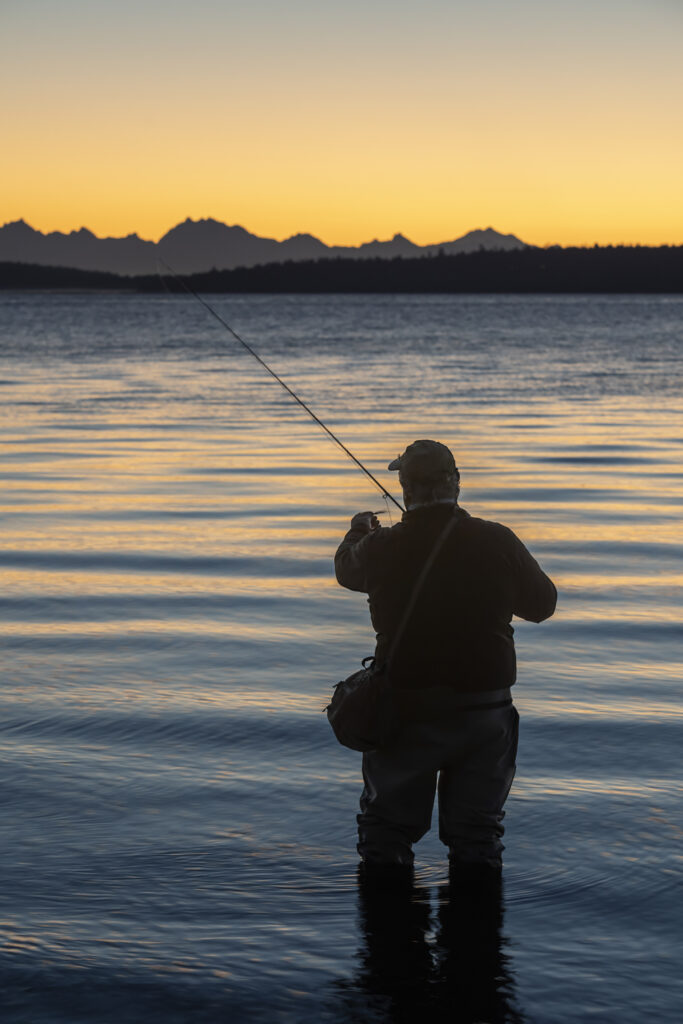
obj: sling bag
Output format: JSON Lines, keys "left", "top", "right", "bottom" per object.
{"left": 326, "top": 511, "right": 460, "bottom": 752}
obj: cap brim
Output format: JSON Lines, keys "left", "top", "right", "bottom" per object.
{"left": 387, "top": 457, "right": 401, "bottom": 471}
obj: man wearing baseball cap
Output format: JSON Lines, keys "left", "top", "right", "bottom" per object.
{"left": 335, "top": 439, "right": 557, "bottom": 873}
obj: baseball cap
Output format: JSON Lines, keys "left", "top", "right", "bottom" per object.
{"left": 387, "top": 439, "right": 459, "bottom": 481}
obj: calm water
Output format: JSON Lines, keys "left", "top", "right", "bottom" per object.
{"left": 1, "top": 293, "right": 681, "bottom": 1023}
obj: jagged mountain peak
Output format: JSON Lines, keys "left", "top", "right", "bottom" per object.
{"left": 285, "top": 232, "right": 323, "bottom": 242}
{"left": 161, "top": 218, "right": 251, "bottom": 239}
{"left": 462, "top": 226, "right": 520, "bottom": 240}
{"left": 2, "top": 218, "right": 37, "bottom": 235}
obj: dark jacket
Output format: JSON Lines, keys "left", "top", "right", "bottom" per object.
{"left": 335, "top": 503, "right": 557, "bottom": 692}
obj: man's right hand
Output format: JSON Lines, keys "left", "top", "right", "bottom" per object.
{"left": 350, "top": 511, "right": 380, "bottom": 533}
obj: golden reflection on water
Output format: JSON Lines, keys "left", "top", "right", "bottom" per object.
{"left": 518, "top": 696, "right": 683, "bottom": 721}
{"left": 3, "top": 620, "right": 348, "bottom": 641}
{"left": 0, "top": 568, "right": 333, "bottom": 597}
{"left": 514, "top": 777, "right": 679, "bottom": 798}
{"left": 2, "top": 349, "right": 682, "bottom": 721}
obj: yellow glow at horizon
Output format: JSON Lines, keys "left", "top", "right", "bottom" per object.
{"left": 3, "top": 7, "right": 683, "bottom": 248}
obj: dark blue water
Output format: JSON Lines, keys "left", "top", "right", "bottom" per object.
{"left": 1, "top": 293, "right": 681, "bottom": 1022}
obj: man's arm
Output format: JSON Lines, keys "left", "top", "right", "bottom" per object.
{"left": 334, "top": 511, "right": 380, "bottom": 593}
{"left": 506, "top": 528, "right": 557, "bottom": 623}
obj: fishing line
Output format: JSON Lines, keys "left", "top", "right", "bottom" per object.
{"left": 383, "top": 492, "right": 394, "bottom": 526}
{"left": 156, "top": 258, "right": 404, "bottom": 512}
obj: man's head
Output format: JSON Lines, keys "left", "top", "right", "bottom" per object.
{"left": 388, "top": 439, "right": 460, "bottom": 507}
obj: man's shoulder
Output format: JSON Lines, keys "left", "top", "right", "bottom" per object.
{"left": 460, "top": 513, "right": 517, "bottom": 545}
{"left": 370, "top": 510, "right": 516, "bottom": 546}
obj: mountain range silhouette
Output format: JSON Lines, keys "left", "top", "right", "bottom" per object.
{"left": 0, "top": 218, "right": 527, "bottom": 275}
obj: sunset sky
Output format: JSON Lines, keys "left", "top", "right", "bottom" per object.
{"left": 2, "top": 0, "right": 682, "bottom": 247}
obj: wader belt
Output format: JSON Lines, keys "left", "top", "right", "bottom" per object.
{"left": 396, "top": 686, "right": 513, "bottom": 720}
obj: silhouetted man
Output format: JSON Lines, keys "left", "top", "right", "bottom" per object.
{"left": 335, "top": 440, "right": 556, "bottom": 870}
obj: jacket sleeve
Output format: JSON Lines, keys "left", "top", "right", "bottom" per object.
{"left": 506, "top": 528, "right": 557, "bottom": 623}
{"left": 334, "top": 527, "right": 380, "bottom": 593}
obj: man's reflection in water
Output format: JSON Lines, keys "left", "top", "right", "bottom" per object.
{"left": 337, "top": 864, "right": 524, "bottom": 1023}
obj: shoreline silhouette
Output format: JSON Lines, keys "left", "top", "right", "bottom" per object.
{"left": 1, "top": 245, "right": 681, "bottom": 293}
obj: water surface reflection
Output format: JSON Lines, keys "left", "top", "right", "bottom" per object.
{"left": 334, "top": 866, "right": 523, "bottom": 1023}
{"left": 1, "top": 293, "right": 681, "bottom": 1023}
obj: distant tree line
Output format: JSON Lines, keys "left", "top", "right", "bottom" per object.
{"left": 0, "top": 263, "right": 136, "bottom": 290}
{"left": 1, "top": 245, "right": 682, "bottom": 293}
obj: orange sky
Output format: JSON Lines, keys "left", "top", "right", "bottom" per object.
{"left": 2, "top": 0, "right": 682, "bottom": 246}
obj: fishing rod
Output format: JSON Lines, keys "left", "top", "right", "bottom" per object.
{"left": 156, "top": 258, "right": 405, "bottom": 512}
